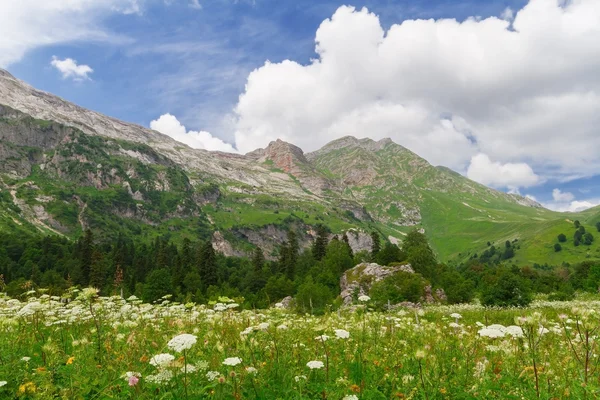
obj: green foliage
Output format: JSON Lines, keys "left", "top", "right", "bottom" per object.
{"left": 311, "top": 224, "right": 329, "bottom": 261}
{"left": 374, "top": 242, "right": 405, "bottom": 266}
{"left": 554, "top": 243, "right": 562, "bottom": 252}
{"left": 481, "top": 269, "right": 532, "bottom": 307}
{"left": 143, "top": 268, "right": 173, "bottom": 302}
{"left": 369, "top": 271, "right": 427, "bottom": 308}
{"left": 557, "top": 233, "right": 567, "bottom": 242}
{"left": 370, "top": 231, "right": 380, "bottom": 258}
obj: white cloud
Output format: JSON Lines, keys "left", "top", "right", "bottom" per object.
{"left": 544, "top": 188, "right": 600, "bottom": 212}
{"left": 232, "top": 1, "right": 600, "bottom": 183}
{"left": 466, "top": 153, "right": 539, "bottom": 188}
{"left": 189, "top": 0, "right": 202, "bottom": 9}
{"left": 552, "top": 188, "right": 574, "bottom": 202}
{"left": 0, "top": 0, "right": 142, "bottom": 67}
{"left": 50, "top": 56, "right": 93, "bottom": 81}
{"left": 150, "top": 113, "right": 237, "bottom": 153}
{"left": 545, "top": 199, "right": 600, "bottom": 212}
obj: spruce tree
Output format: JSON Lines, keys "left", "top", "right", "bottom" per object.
{"left": 312, "top": 225, "right": 329, "bottom": 261}
{"left": 199, "top": 241, "right": 217, "bottom": 288}
{"left": 370, "top": 231, "right": 381, "bottom": 259}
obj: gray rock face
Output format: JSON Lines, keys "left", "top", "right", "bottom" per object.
{"left": 339, "top": 262, "right": 414, "bottom": 305}
{"left": 343, "top": 229, "right": 373, "bottom": 253}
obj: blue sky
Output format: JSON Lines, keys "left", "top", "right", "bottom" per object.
{"left": 2, "top": 0, "right": 600, "bottom": 211}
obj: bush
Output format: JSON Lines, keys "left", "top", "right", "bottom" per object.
{"left": 557, "top": 233, "right": 567, "bottom": 243}
{"left": 369, "top": 271, "right": 427, "bottom": 309}
{"left": 481, "top": 270, "right": 532, "bottom": 307}
{"left": 554, "top": 243, "right": 562, "bottom": 252}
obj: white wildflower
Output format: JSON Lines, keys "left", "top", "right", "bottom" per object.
{"left": 245, "top": 366, "right": 258, "bottom": 375}
{"left": 206, "top": 371, "right": 220, "bottom": 381}
{"left": 149, "top": 353, "right": 175, "bottom": 368}
{"left": 167, "top": 333, "right": 197, "bottom": 353}
{"left": 358, "top": 295, "right": 371, "bottom": 302}
{"left": 223, "top": 357, "right": 242, "bottom": 366}
{"left": 306, "top": 360, "right": 324, "bottom": 369}
{"left": 335, "top": 329, "right": 350, "bottom": 339}
{"left": 145, "top": 369, "right": 173, "bottom": 384}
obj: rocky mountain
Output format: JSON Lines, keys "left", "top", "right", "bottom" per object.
{"left": 1, "top": 68, "right": 599, "bottom": 265}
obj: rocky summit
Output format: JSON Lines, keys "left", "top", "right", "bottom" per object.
{"left": 1, "top": 68, "right": 599, "bottom": 266}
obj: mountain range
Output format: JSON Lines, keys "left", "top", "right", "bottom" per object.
{"left": 1, "top": 68, "right": 599, "bottom": 266}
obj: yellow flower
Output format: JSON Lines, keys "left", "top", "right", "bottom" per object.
{"left": 440, "top": 388, "right": 447, "bottom": 394}
{"left": 66, "top": 356, "right": 75, "bottom": 365}
{"left": 18, "top": 382, "right": 36, "bottom": 395}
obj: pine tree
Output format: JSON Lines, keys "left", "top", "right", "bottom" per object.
{"left": 252, "top": 247, "right": 265, "bottom": 272}
{"left": 312, "top": 225, "right": 329, "bottom": 261}
{"left": 199, "top": 241, "right": 217, "bottom": 288}
{"left": 89, "top": 250, "right": 105, "bottom": 290}
{"left": 370, "top": 231, "right": 381, "bottom": 259}
{"left": 79, "top": 229, "right": 94, "bottom": 285}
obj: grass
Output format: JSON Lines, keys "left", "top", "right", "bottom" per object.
{"left": 3, "top": 291, "right": 600, "bottom": 399}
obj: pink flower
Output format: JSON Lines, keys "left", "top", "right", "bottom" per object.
{"left": 128, "top": 375, "right": 139, "bottom": 387}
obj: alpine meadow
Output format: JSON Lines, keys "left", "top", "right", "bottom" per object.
{"left": 2, "top": 0, "right": 600, "bottom": 398}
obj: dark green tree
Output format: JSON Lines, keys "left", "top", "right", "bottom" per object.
{"left": 375, "top": 242, "right": 405, "bottom": 266}
{"left": 557, "top": 233, "right": 567, "bottom": 243}
{"left": 575, "top": 220, "right": 581, "bottom": 228}
{"left": 143, "top": 269, "right": 173, "bottom": 302}
{"left": 370, "top": 231, "right": 381, "bottom": 259}
{"left": 79, "top": 229, "right": 94, "bottom": 285}
{"left": 554, "top": 243, "right": 562, "bottom": 252}
{"left": 251, "top": 247, "right": 265, "bottom": 272}
{"left": 312, "top": 225, "right": 329, "bottom": 261}
{"left": 198, "top": 241, "right": 217, "bottom": 288}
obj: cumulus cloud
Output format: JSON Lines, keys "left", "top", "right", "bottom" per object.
{"left": 50, "top": 57, "right": 93, "bottom": 81}
{"left": 466, "top": 153, "right": 539, "bottom": 188}
{"left": 543, "top": 188, "right": 600, "bottom": 212}
{"left": 552, "top": 188, "right": 574, "bottom": 202}
{"left": 189, "top": 0, "right": 202, "bottom": 9}
{"left": 232, "top": 0, "right": 600, "bottom": 185}
{"left": 150, "top": 113, "right": 237, "bottom": 153}
{"left": 0, "top": 0, "right": 141, "bottom": 67}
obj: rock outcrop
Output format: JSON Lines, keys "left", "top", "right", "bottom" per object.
{"left": 340, "top": 262, "right": 414, "bottom": 305}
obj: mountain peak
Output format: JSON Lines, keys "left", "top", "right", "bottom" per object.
{"left": 247, "top": 138, "right": 307, "bottom": 172}
{"left": 0, "top": 68, "right": 15, "bottom": 79}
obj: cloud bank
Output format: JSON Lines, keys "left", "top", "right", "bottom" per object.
{"left": 150, "top": 113, "right": 237, "bottom": 153}
{"left": 230, "top": 0, "right": 600, "bottom": 189}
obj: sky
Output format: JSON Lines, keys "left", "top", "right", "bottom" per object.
{"left": 1, "top": 0, "right": 600, "bottom": 212}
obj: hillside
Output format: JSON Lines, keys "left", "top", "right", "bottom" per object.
{"left": 1, "top": 68, "right": 599, "bottom": 265}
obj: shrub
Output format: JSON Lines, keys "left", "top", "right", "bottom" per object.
{"left": 369, "top": 271, "right": 427, "bottom": 308}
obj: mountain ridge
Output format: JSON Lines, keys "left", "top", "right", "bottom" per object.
{"left": 1, "top": 68, "right": 599, "bottom": 266}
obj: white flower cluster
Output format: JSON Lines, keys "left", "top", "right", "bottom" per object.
{"left": 306, "top": 360, "right": 324, "bottom": 369}
{"left": 167, "top": 333, "right": 197, "bottom": 352}
{"left": 223, "top": 357, "right": 242, "bottom": 366}
{"left": 149, "top": 353, "right": 175, "bottom": 368}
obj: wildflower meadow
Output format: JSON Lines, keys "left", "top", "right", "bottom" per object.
{"left": 2, "top": 288, "right": 600, "bottom": 399}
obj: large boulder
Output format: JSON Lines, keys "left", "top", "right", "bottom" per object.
{"left": 340, "top": 262, "right": 414, "bottom": 305}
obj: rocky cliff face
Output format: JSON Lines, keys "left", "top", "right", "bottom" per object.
{"left": 248, "top": 139, "right": 333, "bottom": 195}
{"left": 0, "top": 67, "right": 557, "bottom": 263}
